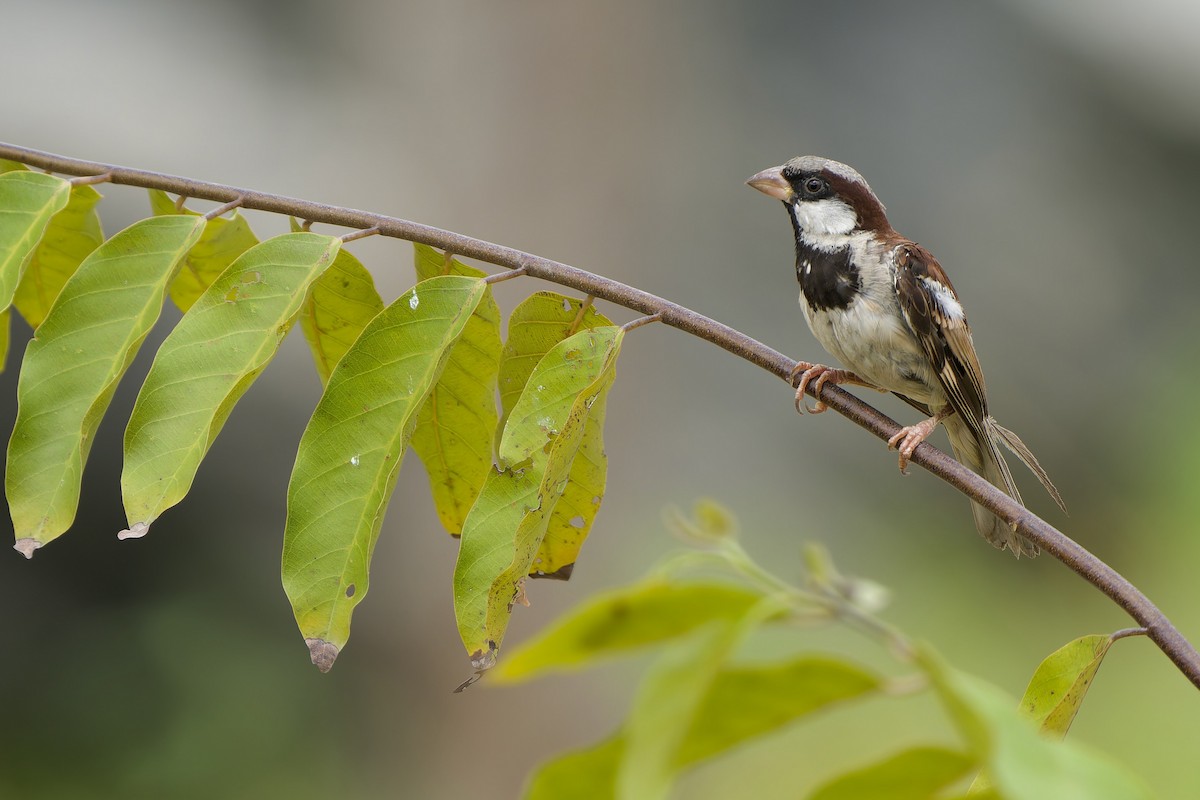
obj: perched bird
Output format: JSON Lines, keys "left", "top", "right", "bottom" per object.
{"left": 747, "top": 156, "right": 1064, "bottom": 557}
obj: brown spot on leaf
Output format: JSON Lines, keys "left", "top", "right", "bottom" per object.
{"left": 345, "top": 583, "right": 356, "bottom": 598}
{"left": 305, "top": 638, "right": 340, "bottom": 673}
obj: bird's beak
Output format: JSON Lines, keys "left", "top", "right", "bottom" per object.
{"left": 745, "top": 166, "right": 794, "bottom": 202}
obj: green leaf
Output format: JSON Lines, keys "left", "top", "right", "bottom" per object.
{"left": 409, "top": 244, "right": 502, "bottom": 535}
{"left": 6, "top": 215, "right": 205, "bottom": 555}
{"left": 920, "top": 647, "right": 1153, "bottom": 800}
{"left": 676, "top": 656, "right": 882, "bottom": 766}
{"left": 0, "top": 171, "right": 71, "bottom": 311}
{"left": 12, "top": 182, "right": 104, "bottom": 328}
{"left": 500, "top": 292, "right": 615, "bottom": 578}
{"left": 453, "top": 326, "right": 624, "bottom": 667}
{"left": 1020, "top": 634, "right": 1112, "bottom": 738}
{"left": 618, "top": 621, "right": 744, "bottom": 800}
{"left": 298, "top": 247, "right": 384, "bottom": 384}
{"left": 522, "top": 656, "right": 878, "bottom": 799}
{"left": 148, "top": 189, "right": 260, "bottom": 312}
{"left": 492, "top": 580, "right": 768, "bottom": 682}
{"left": 122, "top": 233, "right": 341, "bottom": 532}
{"left": 0, "top": 160, "right": 29, "bottom": 174}
{"left": 524, "top": 736, "right": 622, "bottom": 800}
{"left": 282, "top": 275, "right": 488, "bottom": 670}
{"left": 807, "top": 747, "right": 977, "bottom": 800}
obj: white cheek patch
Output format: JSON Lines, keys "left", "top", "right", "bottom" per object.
{"left": 919, "top": 276, "right": 965, "bottom": 322}
{"left": 789, "top": 199, "right": 857, "bottom": 238}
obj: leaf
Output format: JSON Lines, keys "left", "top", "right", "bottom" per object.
{"left": 122, "top": 233, "right": 341, "bottom": 531}
{"left": 6, "top": 215, "right": 205, "bottom": 555}
{"left": 675, "top": 656, "right": 882, "bottom": 766}
{"left": 920, "top": 646, "right": 1153, "bottom": 800}
{"left": 148, "top": 189, "right": 260, "bottom": 312}
{"left": 522, "top": 656, "right": 879, "bottom": 799}
{"left": 282, "top": 275, "right": 488, "bottom": 671}
{"left": 453, "top": 326, "right": 624, "bottom": 667}
{"left": 492, "top": 580, "right": 769, "bottom": 682}
{"left": 408, "top": 244, "right": 502, "bottom": 535}
{"left": 500, "top": 292, "right": 615, "bottom": 578}
{"left": 297, "top": 245, "right": 384, "bottom": 384}
{"left": 1020, "top": 634, "right": 1113, "bottom": 739}
{"left": 807, "top": 747, "right": 977, "bottom": 800}
{"left": 618, "top": 621, "right": 744, "bottom": 800}
{"left": 0, "top": 171, "right": 71, "bottom": 312}
{"left": 524, "top": 736, "right": 622, "bottom": 800}
{"left": 13, "top": 182, "right": 104, "bottom": 328}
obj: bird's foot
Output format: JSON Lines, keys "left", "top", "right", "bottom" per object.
{"left": 789, "top": 362, "right": 878, "bottom": 414}
{"left": 886, "top": 409, "right": 950, "bottom": 473}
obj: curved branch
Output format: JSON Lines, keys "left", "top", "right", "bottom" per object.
{"left": 3, "top": 141, "right": 1197, "bottom": 688}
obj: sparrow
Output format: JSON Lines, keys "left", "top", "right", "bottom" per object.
{"left": 747, "top": 156, "right": 1064, "bottom": 557}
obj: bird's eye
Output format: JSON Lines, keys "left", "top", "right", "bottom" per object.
{"left": 803, "top": 177, "right": 825, "bottom": 195}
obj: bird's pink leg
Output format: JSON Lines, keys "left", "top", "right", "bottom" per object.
{"left": 789, "top": 362, "right": 881, "bottom": 414}
{"left": 887, "top": 407, "right": 953, "bottom": 473}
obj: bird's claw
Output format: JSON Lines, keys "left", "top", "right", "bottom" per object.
{"left": 789, "top": 363, "right": 875, "bottom": 415}
{"left": 886, "top": 416, "right": 941, "bottom": 474}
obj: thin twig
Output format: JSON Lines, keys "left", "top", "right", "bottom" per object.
{"left": 204, "top": 196, "right": 243, "bottom": 221}
{"left": 621, "top": 312, "right": 663, "bottom": 333}
{"left": 484, "top": 267, "right": 527, "bottom": 284}
{"left": 70, "top": 171, "right": 112, "bottom": 187}
{"left": 340, "top": 225, "right": 381, "bottom": 243}
{"left": 1112, "top": 627, "right": 1150, "bottom": 641}
{"left": 3, "top": 142, "right": 1197, "bottom": 689}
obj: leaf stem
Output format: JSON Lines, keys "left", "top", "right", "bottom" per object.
{"left": 3, "top": 142, "right": 1197, "bottom": 689}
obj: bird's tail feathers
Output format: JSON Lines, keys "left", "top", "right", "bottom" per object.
{"left": 944, "top": 415, "right": 1039, "bottom": 558}
{"left": 990, "top": 420, "right": 1067, "bottom": 513}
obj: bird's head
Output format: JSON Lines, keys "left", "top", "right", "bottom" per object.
{"left": 746, "top": 156, "right": 891, "bottom": 238}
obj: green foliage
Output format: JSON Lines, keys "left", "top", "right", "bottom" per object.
{"left": 13, "top": 181, "right": 104, "bottom": 328}
{"left": 509, "top": 505, "right": 1147, "bottom": 800}
{"left": 282, "top": 275, "right": 489, "bottom": 669}
{"left": 122, "top": 232, "right": 341, "bottom": 531}
{"left": 454, "top": 325, "right": 624, "bottom": 667}
{"left": 409, "top": 243, "right": 502, "bottom": 536}
{"left": 148, "top": 189, "right": 260, "bottom": 312}
{"left": 1018, "top": 634, "right": 1112, "bottom": 738}
{"left": 298, "top": 244, "right": 384, "bottom": 384}
{"left": 0, "top": 170, "right": 71, "bottom": 313}
{"left": 7, "top": 215, "right": 205, "bottom": 552}
{"left": 499, "top": 292, "right": 616, "bottom": 577}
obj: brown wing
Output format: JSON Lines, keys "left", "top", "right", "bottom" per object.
{"left": 893, "top": 243, "right": 989, "bottom": 441}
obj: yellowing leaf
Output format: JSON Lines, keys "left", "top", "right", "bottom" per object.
{"left": 454, "top": 326, "right": 623, "bottom": 667}
{"left": 0, "top": 171, "right": 71, "bottom": 312}
{"left": 409, "top": 243, "right": 502, "bottom": 535}
{"left": 13, "top": 182, "right": 103, "bottom": 328}
{"left": 499, "top": 293, "right": 615, "bottom": 579}
{"left": 6, "top": 215, "right": 205, "bottom": 555}
{"left": 1020, "top": 633, "right": 1113, "bottom": 738}
{"left": 122, "top": 233, "right": 341, "bottom": 531}
{"left": 283, "top": 276, "right": 489, "bottom": 671}
{"left": 298, "top": 247, "right": 384, "bottom": 384}
{"left": 148, "top": 189, "right": 260, "bottom": 312}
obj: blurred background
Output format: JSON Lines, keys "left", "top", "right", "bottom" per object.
{"left": 4, "top": 0, "right": 1200, "bottom": 796}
